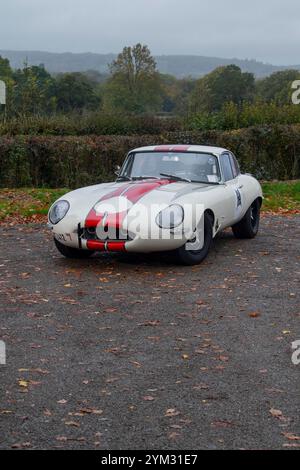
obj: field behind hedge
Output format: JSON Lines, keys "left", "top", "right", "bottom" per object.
{"left": 0, "top": 124, "right": 299, "bottom": 188}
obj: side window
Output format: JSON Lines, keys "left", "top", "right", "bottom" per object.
{"left": 220, "top": 153, "right": 234, "bottom": 181}
{"left": 229, "top": 153, "right": 240, "bottom": 178}
{"left": 123, "top": 153, "right": 134, "bottom": 177}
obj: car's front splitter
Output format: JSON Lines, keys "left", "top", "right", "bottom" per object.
{"left": 86, "top": 240, "right": 127, "bottom": 252}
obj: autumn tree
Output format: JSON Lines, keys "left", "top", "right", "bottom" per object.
{"left": 55, "top": 72, "right": 101, "bottom": 112}
{"left": 190, "top": 65, "right": 255, "bottom": 113}
{"left": 104, "top": 44, "right": 163, "bottom": 113}
{"left": 160, "top": 74, "right": 196, "bottom": 114}
{"left": 12, "top": 64, "right": 57, "bottom": 114}
{"left": 255, "top": 70, "right": 300, "bottom": 104}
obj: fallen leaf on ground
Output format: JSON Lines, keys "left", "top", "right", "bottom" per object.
{"left": 79, "top": 408, "right": 103, "bottom": 415}
{"left": 211, "top": 420, "right": 235, "bottom": 428}
{"left": 165, "top": 408, "right": 180, "bottom": 417}
{"left": 282, "top": 432, "right": 300, "bottom": 441}
{"left": 18, "top": 380, "right": 29, "bottom": 388}
{"left": 65, "top": 421, "right": 80, "bottom": 428}
{"left": 270, "top": 408, "right": 283, "bottom": 418}
{"left": 249, "top": 311, "right": 260, "bottom": 318}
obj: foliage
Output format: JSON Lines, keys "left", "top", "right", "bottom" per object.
{"left": 1, "top": 49, "right": 300, "bottom": 188}
{"left": 0, "top": 188, "right": 68, "bottom": 221}
{"left": 12, "top": 64, "right": 57, "bottom": 114}
{"left": 0, "top": 125, "right": 299, "bottom": 189}
{"left": 0, "top": 112, "right": 182, "bottom": 136}
{"left": 2, "top": 101, "right": 300, "bottom": 137}
{"left": 190, "top": 65, "right": 255, "bottom": 113}
{"left": 0, "top": 49, "right": 292, "bottom": 78}
{"left": 188, "top": 101, "right": 300, "bottom": 131}
{"left": 255, "top": 70, "right": 300, "bottom": 104}
{"left": 55, "top": 72, "right": 101, "bottom": 112}
{"left": 104, "top": 44, "right": 163, "bottom": 113}
{"left": 261, "top": 180, "right": 300, "bottom": 212}
{"left": 0, "top": 181, "right": 299, "bottom": 223}
{"left": 2, "top": 51, "right": 300, "bottom": 126}
{"left": 160, "top": 74, "right": 196, "bottom": 114}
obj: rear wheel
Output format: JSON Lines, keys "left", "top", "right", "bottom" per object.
{"left": 232, "top": 199, "right": 260, "bottom": 239}
{"left": 54, "top": 238, "right": 94, "bottom": 258}
{"left": 174, "top": 213, "right": 213, "bottom": 265}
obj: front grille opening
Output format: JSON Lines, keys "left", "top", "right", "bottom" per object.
{"left": 87, "top": 227, "right": 96, "bottom": 235}
{"left": 81, "top": 226, "right": 133, "bottom": 242}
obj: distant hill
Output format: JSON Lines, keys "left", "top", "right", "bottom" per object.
{"left": 1, "top": 49, "right": 300, "bottom": 78}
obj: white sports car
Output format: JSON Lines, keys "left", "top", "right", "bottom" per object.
{"left": 48, "top": 145, "right": 263, "bottom": 265}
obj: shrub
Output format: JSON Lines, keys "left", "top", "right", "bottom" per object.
{"left": 0, "top": 125, "right": 299, "bottom": 187}
{"left": 0, "top": 113, "right": 182, "bottom": 137}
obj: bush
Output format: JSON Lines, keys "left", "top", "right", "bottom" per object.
{"left": 0, "top": 125, "right": 299, "bottom": 187}
{"left": 187, "top": 102, "right": 300, "bottom": 131}
{"left": 169, "top": 125, "right": 300, "bottom": 180}
{"left": 0, "top": 113, "right": 182, "bottom": 137}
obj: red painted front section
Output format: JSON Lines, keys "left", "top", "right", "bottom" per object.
{"left": 86, "top": 240, "right": 126, "bottom": 252}
{"left": 153, "top": 145, "right": 190, "bottom": 152}
{"left": 84, "top": 179, "right": 173, "bottom": 251}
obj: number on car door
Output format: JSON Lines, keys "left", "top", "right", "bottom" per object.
{"left": 220, "top": 152, "right": 243, "bottom": 225}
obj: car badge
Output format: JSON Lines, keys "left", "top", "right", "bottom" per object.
{"left": 102, "top": 211, "right": 108, "bottom": 226}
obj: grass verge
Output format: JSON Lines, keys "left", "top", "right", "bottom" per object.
{"left": 0, "top": 181, "right": 299, "bottom": 224}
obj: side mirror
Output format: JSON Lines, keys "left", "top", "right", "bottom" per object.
{"left": 114, "top": 165, "right": 121, "bottom": 177}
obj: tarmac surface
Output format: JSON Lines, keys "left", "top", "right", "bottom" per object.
{"left": 0, "top": 215, "right": 299, "bottom": 449}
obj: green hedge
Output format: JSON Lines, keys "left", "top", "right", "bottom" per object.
{"left": 0, "top": 125, "right": 299, "bottom": 187}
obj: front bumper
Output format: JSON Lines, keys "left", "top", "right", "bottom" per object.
{"left": 49, "top": 220, "right": 187, "bottom": 253}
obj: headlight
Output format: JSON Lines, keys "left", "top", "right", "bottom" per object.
{"left": 156, "top": 204, "right": 184, "bottom": 229}
{"left": 49, "top": 200, "right": 70, "bottom": 225}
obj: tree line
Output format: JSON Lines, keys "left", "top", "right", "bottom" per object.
{"left": 1, "top": 43, "right": 300, "bottom": 120}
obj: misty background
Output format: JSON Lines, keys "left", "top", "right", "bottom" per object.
{"left": 0, "top": 0, "right": 299, "bottom": 65}
{"left": 0, "top": 0, "right": 299, "bottom": 202}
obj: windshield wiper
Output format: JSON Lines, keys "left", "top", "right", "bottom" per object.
{"left": 131, "top": 176, "right": 160, "bottom": 180}
{"left": 116, "top": 175, "right": 132, "bottom": 181}
{"left": 160, "top": 173, "right": 191, "bottom": 182}
{"left": 190, "top": 180, "right": 220, "bottom": 185}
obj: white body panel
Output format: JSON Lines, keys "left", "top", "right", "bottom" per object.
{"left": 48, "top": 146, "right": 263, "bottom": 254}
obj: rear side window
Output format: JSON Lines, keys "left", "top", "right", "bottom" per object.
{"left": 220, "top": 153, "right": 234, "bottom": 181}
{"left": 229, "top": 153, "right": 240, "bottom": 178}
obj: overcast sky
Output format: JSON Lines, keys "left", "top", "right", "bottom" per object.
{"left": 0, "top": 0, "right": 299, "bottom": 64}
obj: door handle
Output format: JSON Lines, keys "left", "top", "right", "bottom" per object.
{"left": 238, "top": 185, "right": 244, "bottom": 189}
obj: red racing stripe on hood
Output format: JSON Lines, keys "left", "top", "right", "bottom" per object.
{"left": 85, "top": 182, "right": 131, "bottom": 228}
{"left": 154, "top": 145, "right": 190, "bottom": 152}
{"left": 85, "top": 179, "right": 172, "bottom": 229}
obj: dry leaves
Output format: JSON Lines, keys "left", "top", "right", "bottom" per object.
{"left": 269, "top": 408, "right": 283, "bottom": 418}
{"left": 165, "top": 408, "right": 180, "bottom": 417}
{"left": 282, "top": 432, "right": 300, "bottom": 441}
{"left": 249, "top": 311, "right": 260, "bottom": 318}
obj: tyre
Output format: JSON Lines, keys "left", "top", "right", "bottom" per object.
{"left": 54, "top": 238, "right": 94, "bottom": 258}
{"left": 175, "top": 212, "right": 213, "bottom": 266}
{"left": 232, "top": 198, "right": 260, "bottom": 239}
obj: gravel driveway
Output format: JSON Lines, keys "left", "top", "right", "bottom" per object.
{"left": 0, "top": 215, "right": 299, "bottom": 450}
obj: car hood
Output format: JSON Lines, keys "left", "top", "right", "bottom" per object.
{"left": 57, "top": 179, "right": 218, "bottom": 227}
{"left": 64, "top": 179, "right": 217, "bottom": 204}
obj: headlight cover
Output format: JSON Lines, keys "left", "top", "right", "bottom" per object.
{"left": 49, "top": 200, "right": 70, "bottom": 225}
{"left": 156, "top": 204, "right": 184, "bottom": 229}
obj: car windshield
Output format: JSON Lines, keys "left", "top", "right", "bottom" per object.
{"left": 119, "top": 152, "right": 221, "bottom": 183}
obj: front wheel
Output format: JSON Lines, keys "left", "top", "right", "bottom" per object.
{"left": 54, "top": 238, "right": 94, "bottom": 258}
{"left": 232, "top": 199, "right": 261, "bottom": 239}
{"left": 174, "top": 213, "right": 213, "bottom": 266}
